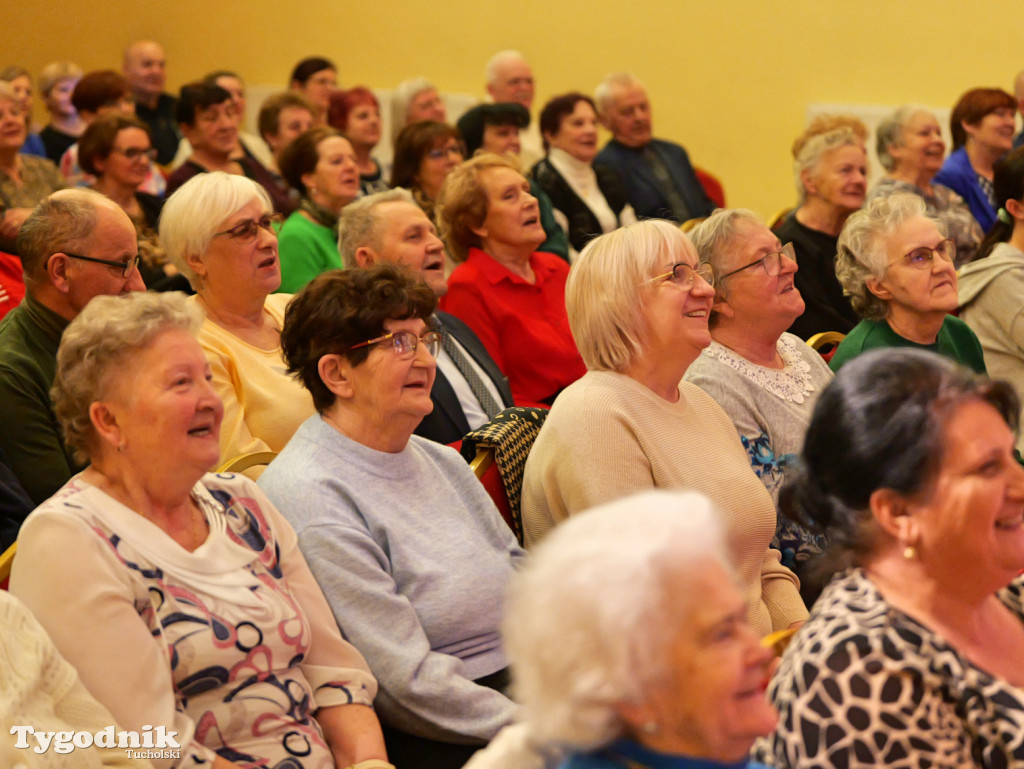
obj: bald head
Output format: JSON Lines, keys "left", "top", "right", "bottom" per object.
{"left": 123, "top": 40, "right": 166, "bottom": 103}
{"left": 485, "top": 50, "right": 534, "bottom": 110}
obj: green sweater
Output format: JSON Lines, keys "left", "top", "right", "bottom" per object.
{"left": 830, "top": 315, "right": 987, "bottom": 374}
{"left": 276, "top": 212, "right": 342, "bottom": 294}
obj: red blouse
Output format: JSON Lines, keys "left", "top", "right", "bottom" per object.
{"left": 440, "top": 248, "right": 586, "bottom": 408}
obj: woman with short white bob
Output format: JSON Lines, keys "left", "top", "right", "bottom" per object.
{"left": 503, "top": 490, "right": 776, "bottom": 769}
{"left": 161, "top": 171, "right": 314, "bottom": 467}
{"left": 521, "top": 219, "right": 807, "bottom": 637}
{"left": 829, "top": 192, "right": 986, "bottom": 374}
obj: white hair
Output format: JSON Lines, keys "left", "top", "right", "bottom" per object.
{"left": 159, "top": 172, "right": 272, "bottom": 289}
{"left": 485, "top": 50, "right": 527, "bottom": 85}
{"left": 503, "top": 490, "right": 731, "bottom": 750}
{"left": 391, "top": 77, "right": 437, "bottom": 141}
{"left": 594, "top": 72, "right": 644, "bottom": 115}
{"left": 338, "top": 187, "right": 416, "bottom": 268}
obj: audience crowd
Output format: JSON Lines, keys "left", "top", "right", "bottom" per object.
{"left": 3, "top": 41, "right": 1024, "bottom": 769}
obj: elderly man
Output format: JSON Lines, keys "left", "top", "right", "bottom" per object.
{"left": 683, "top": 208, "right": 832, "bottom": 598}
{"left": 484, "top": 50, "right": 542, "bottom": 167}
{"left": 339, "top": 189, "right": 514, "bottom": 444}
{"left": 122, "top": 40, "right": 180, "bottom": 165}
{"left": 594, "top": 72, "right": 715, "bottom": 223}
{"left": 0, "top": 189, "right": 145, "bottom": 506}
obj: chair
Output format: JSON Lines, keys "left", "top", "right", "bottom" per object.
{"left": 461, "top": 407, "right": 549, "bottom": 545}
{"left": 769, "top": 206, "right": 794, "bottom": 230}
{"left": 216, "top": 450, "right": 278, "bottom": 474}
{"left": 806, "top": 331, "right": 846, "bottom": 363}
{"left": 693, "top": 166, "right": 726, "bottom": 209}
{"left": 0, "top": 541, "right": 16, "bottom": 591}
{"left": 679, "top": 217, "right": 706, "bottom": 233}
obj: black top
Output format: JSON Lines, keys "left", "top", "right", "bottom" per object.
{"left": 135, "top": 93, "right": 181, "bottom": 165}
{"left": 39, "top": 125, "right": 78, "bottom": 165}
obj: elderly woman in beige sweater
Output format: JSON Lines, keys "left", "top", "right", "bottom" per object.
{"left": 521, "top": 219, "right": 807, "bottom": 636}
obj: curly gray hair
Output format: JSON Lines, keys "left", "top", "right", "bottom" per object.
{"left": 875, "top": 105, "right": 935, "bottom": 173}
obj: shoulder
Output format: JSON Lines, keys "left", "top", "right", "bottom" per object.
{"left": 264, "top": 292, "right": 294, "bottom": 321}
{"left": 650, "top": 137, "right": 688, "bottom": 157}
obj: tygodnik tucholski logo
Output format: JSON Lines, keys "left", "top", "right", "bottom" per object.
{"left": 10, "top": 724, "right": 181, "bottom": 759}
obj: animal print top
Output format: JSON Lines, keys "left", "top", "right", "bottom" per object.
{"left": 753, "top": 568, "right": 1024, "bottom": 768}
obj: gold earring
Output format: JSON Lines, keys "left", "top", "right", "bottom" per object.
{"left": 902, "top": 543, "right": 916, "bottom": 560}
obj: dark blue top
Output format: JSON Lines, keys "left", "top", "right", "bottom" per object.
{"left": 561, "top": 738, "right": 770, "bottom": 769}
{"left": 934, "top": 146, "right": 996, "bottom": 233}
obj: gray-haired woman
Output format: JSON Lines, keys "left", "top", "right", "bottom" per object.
{"left": 869, "top": 104, "right": 981, "bottom": 265}
{"left": 829, "top": 192, "right": 986, "bottom": 374}
{"left": 11, "top": 290, "right": 388, "bottom": 769}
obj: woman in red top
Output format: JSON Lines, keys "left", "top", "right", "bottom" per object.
{"left": 438, "top": 153, "right": 585, "bottom": 407}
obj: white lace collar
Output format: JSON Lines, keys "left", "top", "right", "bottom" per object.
{"left": 703, "top": 335, "right": 818, "bottom": 404}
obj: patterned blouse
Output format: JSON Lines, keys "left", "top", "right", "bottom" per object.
{"left": 754, "top": 569, "right": 1024, "bottom": 768}
{"left": 11, "top": 472, "right": 377, "bottom": 769}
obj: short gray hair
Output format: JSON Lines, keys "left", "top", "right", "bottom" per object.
{"left": 17, "top": 188, "right": 105, "bottom": 282}
{"left": 689, "top": 208, "right": 763, "bottom": 327}
{"left": 594, "top": 72, "right": 643, "bottom": 115}
{"left": 159, "top": 172, "right": 272, "bottom": 289}
{"left": 792, "top": 117, "right": 866, "bottom": 201}
{"left": 875, "top": 105, "right": 934, "bottom": 172}
{"left": 52, "top": 292, "right": 203, "bottom": 464}
{"left": 338, "top": 188, "right": 415, "bottom": 268}
{"left": 835, "top": 192, "right": 941, "bottom": 320}
{"left": 568, "top": 219, "right": 695, "bottom": 372}
{"left": 485, "top": 50, "right": 526, "bottom": 85}
{"left": 391, "top": 77, "right": 436, "bottom": 140}
{"left": 38, "top": 61, "right": 83, "bottom": 97}
{"left": 504, "top": 490, "right": 730, "bottom": 749}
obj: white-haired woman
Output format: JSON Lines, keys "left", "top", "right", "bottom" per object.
{"left": 685, "top": 209, "right": 833, "bottom": 598}
{"left": 776, "top": 116, "right": 867, "bottom": 340}
{"left": 11, "top": 291, "right": 388, "bottom": 769}
{"left": 522, "top": 219, "right": 806, "bottom": 636}
{"left": 829, "top": 192, "right": 986, "bottom": 374}
{"left": 161, "top": 171, "right": 315, "bottom": 466}
{"left": 869, "top": 104, "right": 981, "bottom": 265}
{"left": 504, "top": 490, "right": 776, "bottom": 769}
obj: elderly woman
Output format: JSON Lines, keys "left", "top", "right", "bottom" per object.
{"left": 684, "top": 209, "right": 833, "bottom": 591}
{"left": 532, "top": 92, "right": 636, "bottom": 258}
{"left": 776, "top": 115, "right": 867, "bottom": 340}
{"left": 391, "top": 78, "right": 447, "bottom": 140}
{"left": 0, "top": 82, "right": 65, "bottom": 252}
{"left": 259, "top": 264, "right": 524, "bottom": 769}
{"left": 871, "top": 104, "right": 982, "bottom": 265}
{"left": 935, "top": 87, "right": 1017, "bottom": 233}
{"left": 276, "top": 126, "right": 360, "bottom": 292}
{"left": 0, "top": 66, "right": 46, "bottom": 157}
{"left": 10, "top": 290, "right": 388, "bottom": 769}
{"left": 161, "top": 172, "right": 314, "bottom": 465}
{"left": 754, "top": 348, "right": 1024, "bottom": 768}
{"left": 289, "top": 56, "right": 338, "bottom": 125}
{"left": 521, "top": 219, "right": 806, "bottom": 635}
{"left": 38, "top": 60, "right": 84, "bottom": 163}
{"left": 829, "top": 192, "right": 986, "bottom": 373}
{"left": 329, "top": 87, "right": 389, "bottom": 195}
{"left": 78, "top": 113, "right": 183, "bottom": 290}
{"left": 438, "top": 152, "right": 586, "bottom": 407}
{"left": 959, "top": 147, "right": 1024, "bottom": 454}
{"left": 504, "top": 491, "right": 777, "bottom": 769}
{"left": 391, "top": 120, "right": 463, "bottom": 229}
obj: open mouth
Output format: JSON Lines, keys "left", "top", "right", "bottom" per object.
{"left": 685, "top": 310, "right": 707, "bottom": 318}
{"left": 523, "top": 215, "right": 539, "bottom": 227}
{"left": 995, "top": 512, "right": 1024, "bottom": 531}
{"left": 423, "top": 256, "right": 443, "bottom": 272}
{"left": 187, "top": 423, "right": 216, "bottom": 438}
{"left": 258, "top": 256, "right": 277, "bottom": 269}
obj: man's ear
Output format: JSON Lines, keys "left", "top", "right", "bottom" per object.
{"left": 318, "top": 353, "right": 355, "bottom": 401}
{"left": 354, "top": 246, "right": 377, "bottom": 269}
{"left": 47, "top": 252, "right": 72, "bottom": 294}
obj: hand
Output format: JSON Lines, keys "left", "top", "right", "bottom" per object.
{"left": 0, "top": 207, "right": 32, "bottom": 240}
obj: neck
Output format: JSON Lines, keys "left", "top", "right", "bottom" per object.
{"left": 1008, "top": 224, "right": 1024, "bottom": 253}
{"left": 352, "top": 143, "right": 374, "bottom": 166}
{"left": 482, "top": 242, "right": 535, "bottom": 281}
{"left": 888, "top": 166, "right": 934, "bottom": 193}
{"left": 198, "top": 288, "right": 268, "bottom": 331}
{"left": 135, "top": 91, "right": 159, "bottom": 110}
{"left": 0, "top": 147, "right": 19, "bottom": 173}
{"left": 310, "top": 190, "right": 351, "bottom": 215}
{"left": 322, "top": 404, "right": 415, "bottom": 454}
{"left": 52, "top": 114, "right": 85, "bottom": 135}
{"left": 796, "top": 197, "right": 850, "bottom": 237}
{"left": 622, "top": 350, "right": 694, "bottom": 402}
{"left": 711, "top": 322, "right": 785, "bottom": 368}
{"left": 92, "top": 175, "right": 137, "bottom": 208}
{"left": 83, "top": 454, "right": 197, "bottom": 522}
{"left": 885, "top": 305, "right": 946, "bottom": 344}
{"left": 190, "top": 147, "right": 234, "bottom": 170}
{"left": 966, "top": 140, "right": 1000, "bottom": 178}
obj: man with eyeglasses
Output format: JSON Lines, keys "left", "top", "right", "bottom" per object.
{"left": 0, "top": 189, "right": 144, "bottom": 507}
{"left": 339, "top": 189, "right": 514, "bottom": 445}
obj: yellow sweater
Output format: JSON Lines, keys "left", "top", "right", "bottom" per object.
{"left": 522, "top": 370, "right": 807, "bottom": 635}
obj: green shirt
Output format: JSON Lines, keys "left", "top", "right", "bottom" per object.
{"left": 276, "top": 212, "right": 342, "bottom": 294}
{"left": 0, "top": 293, "right": 83, "bottom": 504}
{"left": 830, "top": 316, "right": 987, "bottom": 375}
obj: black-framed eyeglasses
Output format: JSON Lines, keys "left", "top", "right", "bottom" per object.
{"left": 649, "top": 261, "right": 715, "bottom": 288}
{"left": 886, "top": 238, "right": 956, "bottom": 272}
{"left": 718, "top": 242, "right": 797, "bottom": 280}
{"left": 212, "top": 213, "right": 284, "bottom": 242}
{"left": 112, "top": 146, "right": 158, "bottom": 161}
{"left": 61, "top": 252, "right": 140, "bottom": 278}
{"left": 349, "top": 330, "right": 443, "bottom": 359}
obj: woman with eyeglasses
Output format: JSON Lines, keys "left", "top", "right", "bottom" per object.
{"left": 259, "top": 263, "right": 524, "bottom": 769}
{"left": 161, "top": 172, "right": 315, "bottom": 468}
{"left": 391, "top": 121, "right": 464, "bottom": 231}
{"left": 78, "top": 113, "right": 186, "bottom": 291}
{"left": 829, "top": 193, "right": 986, "bottom": 374}
{"left": 521, "top": 220, "right": 807, "bottom": 636}
{"left": 684, "top": 209, "right": 834, "bottom": 601}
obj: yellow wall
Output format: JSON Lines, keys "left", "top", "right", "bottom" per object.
{"left": 8, "top": 0, "right": 1024, "bottom": 215}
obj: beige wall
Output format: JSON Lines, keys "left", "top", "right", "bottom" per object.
{"left": 8, "top": 0, "right": 1023, "bottom": 215}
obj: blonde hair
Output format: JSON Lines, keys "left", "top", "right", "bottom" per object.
{"left": 792, "top": 115, "right": 867, "bottom": 201}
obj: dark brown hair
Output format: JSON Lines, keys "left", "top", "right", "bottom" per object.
{"left": 950, "top": 87, "right": 1016, "bottom": 150}
{"left": 78, "top": 114, "right": 151, "bottom": 176}
{"left": 390, "top": 121, "right": 462, "bottom": 190}
{"left": 538, "top": 92, "right": 597, "bottom": 151}
{"left": 278, "top": 125, "right": 344, "bottom": 195}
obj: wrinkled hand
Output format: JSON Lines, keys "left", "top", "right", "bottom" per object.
{"left": 0, "top": 207, "right": 32, "bottom": 240}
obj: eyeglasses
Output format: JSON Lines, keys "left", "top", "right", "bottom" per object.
{"left": 349, "top": 329, "right": 443, "bottom": 359}
{"left": 212, "top": 213, "right": 284, "bottom": 241}
{"left": 887, "top": 238, "right": 956, "bottom": 271}
{"left": 427, "top": 144, "right": 464, "bottom": 161}
{"left": 112, "top": 146, "right": 157, "bottom": 161}
{"left": 718, "top": 242, "right": 796, "bottom": 281}
{"left": 61, "top": 252, "right": 140, "bottom": 278}
{"left": 649, "top": 261, "right": 715, "bottom": 288}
